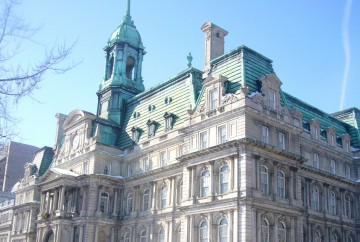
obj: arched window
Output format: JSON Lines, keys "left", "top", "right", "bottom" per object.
{"left": 127, "top": 193, "right": 133, "bottom": 214}
{"left": 330, "top": 233, "right": 337, "bottom": 242}
{"left": 107, "top": 55, "right": 114, "bottom": 80}
{"left": 261, "top": 218, "right": 269, "bottom": 242}
{"left": 278, "top": 221, "right": 286, "bottom": 242}
{"left": 140, "top": 231, "right": 147, "bottom": 242}
{"left": 277, "top": 170, "right": 285, "bottom": 198}
{"left": 126, "top": 56, "right": 135, "bottom": 80}
{"left": 100, "top": 192, "right": 109, "bottom": 214}
{"left": 345, "top": 196, "right": 351, "bottom": 217}
{"left": 311, "top": 186, "right": 320, "bottom": 211}
{"left": 219, "top": 165, "right": 229, "bottom": 194}
{"left": 158, "top": 228, "right": 165, "bottom": 242}
{"left": 199, "top": 221, "right": 209, "bottom": 242}
{"left": 124, "top": 231, "right": 130, "bottom": 242}
{"left": 347, "top": 235, "right": 353, "bottom": 242}
{"left": 329, "top": 191, "right": 336, "bottom": 214}
{"left": 200, "top": 170, "right": 210, "bottom": 197}
{"left": 160, "top": 186, "right": 167, "bottom": 209}
{"left": 314, "top": 229, "right": 321, "bottom": 242}
{"left": 260, "top": 165, "right": 269, "bottom": 194}
{"left": 143, "top": 189, "right": 150, "bottom": 211}
{"left": 218, "top": 218, "right": 228, "bottom": 242}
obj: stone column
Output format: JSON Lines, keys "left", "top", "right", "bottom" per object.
{"left": 96, "top": 185, "right": 103, "bottom": 215}
{"left": 40, "top": 192, "right": 45, "bottom": 213}
{"left": 289, "top": 168, "right": 294, "bottom": 201}
{"left": 112, "top": 188, "right": 118, "bottom": 217}
{"left": 273, "top": 165, "right": 278, "bottom": 196}
{"left": 56, "top": 224, "right": 61, "bottom": 242}
{"left": 274, "top": 215, "right": 279, "bottom": 242}
{"left": 229, "top": 210, "right": 233, "bottom": 242}
{"left": 79, "top": 225, "right": 84, "bottom": 242}
{"left": 189, "top": 215, "right": 194, "bottom": 242}
{"left": 209, "top": 161, "right": 215, "bottom": 197}
{"left": 74, "top": 187, "right": 79, "bottom": 213}
{"left": 151, "top": 182, "right": 157, "bottom": 211}
{"left": 171, "top": 177, "right": 176, "bottom": 208}
{"left": 81, "top": 187, "right": 87, "bottom": 216}
{"left": 45, "top": 191, "right": 50, "bottom": 213}
{"left": 323, "top": 184, "right": 328, "bottom": 213}
{"left": 53, "top": 189, "right": 59, "bottom": 212}
{"left": 59, "top": 186, "right": 66, "bottom": 212}
{"left": 191, "top": 166, "right": 196, "bottom": 203}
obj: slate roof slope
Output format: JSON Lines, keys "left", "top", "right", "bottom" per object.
{"left": 32, "top": 146, "right": 54, "bottom": 176}
{"left": 332, "top": 108, "right": 360, "bottom": 148}
{"left": 118, "top": 68, "right": 203, "bottom": 148}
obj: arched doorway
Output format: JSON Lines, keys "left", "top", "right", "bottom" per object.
{"left": 44, "top": 230, "right": 54, "bottom": 242}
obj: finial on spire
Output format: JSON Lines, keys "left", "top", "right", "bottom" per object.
{"left": 126, "top": 0, "right": 131, "bottom": 17}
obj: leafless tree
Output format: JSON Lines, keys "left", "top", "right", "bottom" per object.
{"left": 0, "top": 0, "right": 76, "bottom": 144}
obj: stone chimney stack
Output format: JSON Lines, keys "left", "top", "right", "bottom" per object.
{"left": 201, "top": 22, "right": 228, "bottom": 74}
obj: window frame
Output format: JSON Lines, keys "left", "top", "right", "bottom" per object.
{"left": 126, "top": 192, "right": 133, "bottom": 214}
{"left": 260, "top": 165, "right": 269, "bottom": 194}
{"left": 160, "top": 185, "right": 168, "bottom": 209}
{"left": 219, "top": 165, "right": 229, "bottom": 194}
{"left": 209, "top": 88, "right": 218, "bottom": 110}
{"left": 218, "top": 218, "right": 228, "bottom": 242}
{"left": 100, "top": 192, "right": 109, "bottom": 214}
{"left": 278, "top": 132, "right": 285, "bottom": 150}
{"left": 313, "top": 153, "right": 320, "bottom": 169}
{"left": 277, "top": 170, "right": 286, "bottom": 198}
{"left": 312, "top": 186, "right": 320, "bottom": 211}
{"left": 160, "top": 151, "right": 167, "bottom": 167}
{"left": 143, "top": 189, "right": 150, "bottom": 211}
{"left": 261, "top": 218, "right": 269, "bottom": 242}
{"left": 218, "top": 125, "right": 227, "bottom": 144}
{"left": 200, "top": 169, "right": 210, "bottom": 197}
{"left": 262, "top": 126, "right": 269, "bottom": 144}
{"left": 268, "top": 89, "right": 276, "bottom": 110}
{"left": 329, "top": 191, "right": 336, "bottom": 214}
{"left": 199, "top": 221, "right": 209, "bottom": 242}
{"left": 199, "top": 131, "right": 208, "bottom": 149}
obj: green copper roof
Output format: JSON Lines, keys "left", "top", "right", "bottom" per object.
{"left": 118, "top": 68, "right": 202, "bottom": 148}
{"left": 35, "top": 147, "right": 54, "bottom": 177}
{"left": 332, "top": 108, "right": 360, "bottom": 148}
{"left": 108, "top": 0, "right": 143, "bottom": 49}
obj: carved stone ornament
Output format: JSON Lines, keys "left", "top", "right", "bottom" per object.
{"left": 197, "top": 102, "right": 205, "bottom": 114}
{"left": 249, "top": 92, "right": 263, "bottom": 103}
{"left": 221, "top": 93, "right": 241, "bottom": 105}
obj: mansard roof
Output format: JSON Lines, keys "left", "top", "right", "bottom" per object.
{"left": 118, "top": 67, "right": 202, "bottom": 148}
{"left": 32, "top": 146, "right": 54, "bottom": 177}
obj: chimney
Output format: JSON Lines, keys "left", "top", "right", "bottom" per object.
{"left": 201, "top": 22, "right": 228, "bottom": 74}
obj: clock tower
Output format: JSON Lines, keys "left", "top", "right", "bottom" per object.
{"left": 97, "top": 0, "right": 145, "bottom": 125}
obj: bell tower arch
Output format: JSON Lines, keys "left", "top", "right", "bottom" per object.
{"left": 97, "top": 0, "right": 145, "bottom": 124}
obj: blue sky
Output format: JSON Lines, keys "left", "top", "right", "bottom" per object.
{"left": 8, "top": 0, "right": 360, "bottom": 148}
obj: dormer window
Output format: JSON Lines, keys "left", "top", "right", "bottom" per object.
{"left": 268, "top": 89, "right": 276, "bottom": 110}
{"left": 209, "top": 88, "right": 218, "bottom": 110}
{"left": 147, "top": 120, "right": 157, "bottom": 137}
{"left": 126, "top": 56, "right": 135, "bottom": 80}
{"left": 131, "top": 126, "right": 141, "bottom": 142}
{"left": 164, "top": 112, "right": 174, "bottom": 132}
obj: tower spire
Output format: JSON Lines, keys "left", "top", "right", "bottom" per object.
{"left": 126, "top": 0, "right": 131, "bottom": 17}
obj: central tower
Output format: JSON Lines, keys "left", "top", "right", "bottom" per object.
{"left": 97, "top": 0, "right": 145, "bottom": 124}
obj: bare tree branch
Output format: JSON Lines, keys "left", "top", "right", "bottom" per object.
{"left": 0, "top": 0, "right": 77, "bottom": 143}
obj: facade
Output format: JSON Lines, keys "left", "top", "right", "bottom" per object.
{"left": 1, "top": 1, "right": 360, "bottom": 242}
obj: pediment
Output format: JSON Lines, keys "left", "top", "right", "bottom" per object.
{"left": 40, "top": 167, "right": 79, "bottom": 184}
{"left": 63, "top": 109, "right": 96, "bottom": 130}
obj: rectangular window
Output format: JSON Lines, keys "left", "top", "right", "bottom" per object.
{"left": 330, "top": 134, "right": 335, "bottom": 146}
{"left": 83, "top": 161, "right": 89, "bottom": 175}
{"left": 209, "top": 89, "right": 218, "bottom": 110}
{"left": 278, "top": 132, "right": 285, "bottom": 150}
{"left": 269, "top": 89, "right": 276, "bottom": 110}
{"left": 160, "top": 151, "right": 167, "bottom": 167}
{"left": 190, "top": 135, "right": 197, "bottom": 149}
{"left": 313, "top": 153, "right": 319, "bottom": 169}
{"left": 178, "top": 144, "right": 184, "bottom": 157}
{"left": 313, "top": 127, "right": 319, "bottom": 139}
{"left": 104, "top": 162, "right": 111, "bottom": 175}
{"left": 218, "top": 125, "right": 227, "bottom": 144}
{"left": 330, "top": 160, "right": 336, "bottom": 174}
{"left": 143, "top": 157, "right": 150, "bottom": 172}
{"left": 262, "top": 126, "right": 269, "bottom": 144}
{"left": 230, "top": 122, "right": 236, "bottom": 138}
{"left": 200, "top": 131, "right": 208, "bottom": 149}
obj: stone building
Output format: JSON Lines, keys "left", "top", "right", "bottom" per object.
{"left": 3, "top": 1, "right": 360, "bottom": 242}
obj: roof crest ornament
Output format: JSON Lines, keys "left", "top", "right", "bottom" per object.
{"left": 126, "top": 0, "right": 131, "bottom": 18}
